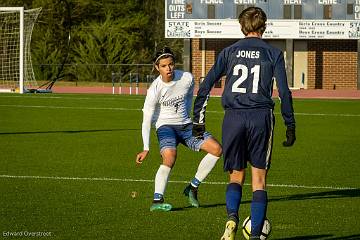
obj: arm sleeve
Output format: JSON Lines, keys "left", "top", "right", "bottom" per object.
{"left": 141, "top": 86, "right": 158, "bottom": 151}
{"left": 193, "top": 50, "right": 226, "bottom": 124}
{"left": 274, "top": 52, "right": 296, "bottom": 127}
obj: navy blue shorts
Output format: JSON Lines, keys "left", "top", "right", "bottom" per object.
{"left": 156, "top": 123, "right": 212, "bottom": 153}
{"left": 222, "top": 109, "right": 274, "bottom": 171}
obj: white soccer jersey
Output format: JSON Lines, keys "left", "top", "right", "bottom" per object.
{"left": 141, "top": 70, "right": 194, "bottom": 150}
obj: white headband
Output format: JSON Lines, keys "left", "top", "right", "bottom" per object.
{"left": 155, "top": 53, "right": 174, "bottom": 64}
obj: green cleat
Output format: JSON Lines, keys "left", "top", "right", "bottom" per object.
{"left": 220, "top": 219, "right": 237, "bottom": 240}
{"left": 149, "top": 203, "right": 172, "bottom": 212}
{"left": 183, "top": 184, "right": 199, "bottom": 208}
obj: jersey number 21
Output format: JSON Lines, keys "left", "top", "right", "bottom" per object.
{"left": 232, "top": 64, "right": 260, "bottom": 94}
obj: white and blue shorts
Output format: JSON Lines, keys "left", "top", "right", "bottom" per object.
{"left": 156, "top": 123, "right": 212, "bottom": 153}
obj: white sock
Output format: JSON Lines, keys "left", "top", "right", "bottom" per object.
{"left": 154, "top": 164, "right": 171, "bottom": 198}
{"left": 194, "top": 153, "right": 219, "bottom": 184}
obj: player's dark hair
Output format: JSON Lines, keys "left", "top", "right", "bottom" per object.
{"left": 238, "top": 7, "right": 267, "bottom": 36}
{"left": 153, "top": 47, "right": 175, "bottom": 65}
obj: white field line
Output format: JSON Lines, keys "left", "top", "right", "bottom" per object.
{"left": 0, "top": 104, "right": 141, "bottom": 111}
{"left": 0, "top": 95, "right": 144, "bottom": 101}
{"left": 208, "top": 110, "right": 360, "bottom": 117}
{"left": 0, "top": 174, "right": 356, "bottom": 190}
{"left": 1, "top": 104, "right": 360, "bottom": 117}
{"left": 0, "top": 95, "right": 359, "bottom": 102}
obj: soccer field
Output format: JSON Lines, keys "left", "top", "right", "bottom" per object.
{"left": 0, "top": 93, "right": 359, "bottom": 240}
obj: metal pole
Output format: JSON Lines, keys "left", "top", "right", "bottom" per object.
{"left": 146, "top": 75, "right": 150, "bottom": 88}
{"left": 19, "top": 7, "right": 24, "bottom": 93}
{"left": 111, "top": 72, "right": 115, "bottom": 94}
{"left": 119, "top": 71, "right": 122, "bottom": 94}
{"left": 136, "top": 66, "right": 139, "bottom": 95}
{"left": 135, "top": 74, "right": 139, "bottom": 95}
{"left": 129, "top": 73, "right": 132, "bottom": 95}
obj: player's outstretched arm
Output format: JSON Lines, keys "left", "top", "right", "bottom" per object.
{"left": 136, "top": 150, "right": 149, "bottom": 165}
{"left": 274, "top": 51, "right": 296, "bottom": 147}
{"left": 193, "top": 50, "right": 226, "bottom": 139}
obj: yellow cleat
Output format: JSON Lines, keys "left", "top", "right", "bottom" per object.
{"left": 220, "top": 219, "right": 237, "bottom": 240}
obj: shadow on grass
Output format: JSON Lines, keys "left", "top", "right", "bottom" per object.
{"left": 172, "top": 191, "right": 360, "bottom": 238}
{"left": 172, "top": 189, "right": 360, "bottom": 211}
{"left": 274, "top": 234, "right": 332, "bottom": 240}
{"left": 269, "top": 188, "right": 360, "bottom": 202}
{"left": 172, "top": 202, "right": 227, "bottom": 211}
{"left": 237, "top": 189, "right": 360, "bottom": 205}
{"left": 274, "top": 234, "right": 360, "bottom": 240}
{"left": 199, "top": 202, "right": 226, "bottom": 209}
{"left": 0, "top": 128, "right": 139, "bottom": 135}
{"left": 171, "top": 206, "right": 194, "bottom": 212}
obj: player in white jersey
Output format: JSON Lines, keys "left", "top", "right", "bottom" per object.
{"left": 136, "top": 47, "right": 222, "bottom": 211}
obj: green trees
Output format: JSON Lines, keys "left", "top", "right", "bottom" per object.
{"left": 1, "top": 0, "right": 183, "bottom": 83}
{"left": 70, "top": 12, "right": 149, "bottom": 82}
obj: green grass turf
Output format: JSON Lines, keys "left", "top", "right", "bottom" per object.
{"left": 0, "top": 94, "right": 359, "bottom": 239}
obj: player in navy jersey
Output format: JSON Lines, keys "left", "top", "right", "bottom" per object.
{"left": 192, "top": 7, "right": 296, "bottom": 240}
{"left": 136, "top": 47, "right": 222, "bottom": 212}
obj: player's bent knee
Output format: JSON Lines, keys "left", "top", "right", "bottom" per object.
{"left": 161, "top": 149, "right": 177, "bottom": 168}
{"left": 211, "top": 140, "right": 222, "bottom": 156}
{"left": 207, "top": 146, "right": 222, "bottom": 157}
{"left": 162, "top": 158, "right": 176, "bottom": 168}
{"left": 213, "top": 144, "right": 222, "bottom": 157}
{"left": 202, "top": 138, "right": 222, "bottom": 157}
{"left": 162, "top": 162, "right": 175, "bottom": 168}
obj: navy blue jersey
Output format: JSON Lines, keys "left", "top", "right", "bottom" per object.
{"left": 193, "top": 37, "right": 295, "bottom": 128}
